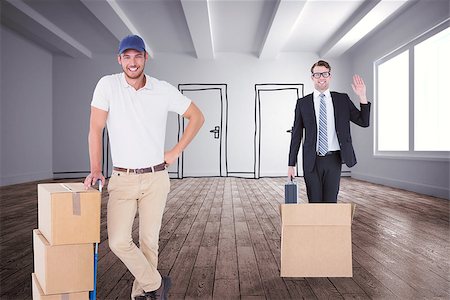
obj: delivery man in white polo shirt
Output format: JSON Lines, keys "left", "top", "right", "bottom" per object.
{"left": 84, "top": 35, "right": 204, "bottom": 300}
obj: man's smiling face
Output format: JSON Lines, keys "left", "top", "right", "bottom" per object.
{"left": 311, "top": 65, "right": 331, "bottom": 92}
{"left": 118, "top": 49, "right": 147, "bottom": 80}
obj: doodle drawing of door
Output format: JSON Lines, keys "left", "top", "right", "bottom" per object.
{"left": 165, "top": 111, "right": 181, "bottom": 178}
{"left": 255, "top": 84, "right": 303, "bottom": 177}
{"left": 179, "top": 84, "right": 228, "bottom": 177}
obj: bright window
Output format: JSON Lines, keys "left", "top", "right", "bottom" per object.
{"left": 375, "top": 22, "right": 450, "bottom": 158}
{"left": 414, "top": 27, "right": 450, "bottom": 151}
{"left": 377, "top": 50, "right": 409, "bottom": 151}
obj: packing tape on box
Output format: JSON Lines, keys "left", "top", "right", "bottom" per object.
{"left": 60, "top": 184, "right": 81, "bottom": 216}
{"left": 72, "top": 193, "right": 81, "bottom": 215}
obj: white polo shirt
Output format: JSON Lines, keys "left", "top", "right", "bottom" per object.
{"left": 91, "top": 73, "right": 191, "bottom": 168}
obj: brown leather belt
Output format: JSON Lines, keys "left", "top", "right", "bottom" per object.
{"left": 114, "top": 163, "right": 166, "bottom": 174}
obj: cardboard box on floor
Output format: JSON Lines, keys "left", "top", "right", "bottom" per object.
{"left": 33, "top": 229, "right": 93, "bottom": 295}
{"left": 32, "top": 273, "right": 88, "bottom": 300}
{"left": 38, "top": 182, "right": 100, "bottom": 245}
{"left": 280, "top": 203, "right": 355, "bottom": 277}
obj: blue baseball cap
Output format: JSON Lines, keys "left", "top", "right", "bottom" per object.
{"left": 118, "top": 35, "right": 146, "bottom": 54}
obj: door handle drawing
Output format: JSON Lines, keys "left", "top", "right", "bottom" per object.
{"left": 286, "top": 127, "right": 293, "bottom": 133}
{"left": 209, "top": 126, "right": 220, "bottom": 139}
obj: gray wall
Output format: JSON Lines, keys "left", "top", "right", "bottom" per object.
{"left": 52, "top": 55, "right": 116, "bottom": 176}
{"left": 344, "top": 0, "right": 450, "bottom": 199}
{"left": 1, "top": 26, "right": 53, "bottom": 185}
{"left": 52, "top": 52, "right": 351, "bottom": 177}
{"left": 1, "top": 0, "right": 448, "bottom": 200}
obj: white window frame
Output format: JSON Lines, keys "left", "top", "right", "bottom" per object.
{"left": 374, "top": 19, "right": 450, "bottom": 161}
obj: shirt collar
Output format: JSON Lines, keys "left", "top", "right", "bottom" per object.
{"left": 120, "top": 73, "right": 153, "bottom": 90}
{"left": 314, "top": 89, "right": 331, "bottom": 99}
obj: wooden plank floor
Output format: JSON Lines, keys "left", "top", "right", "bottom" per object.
{"left": 1, "top": 177, "right": 449, "bottom": 299}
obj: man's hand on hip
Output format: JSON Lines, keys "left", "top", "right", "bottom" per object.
{"left": 164, "top": 149, "right": 179, "bottom": 166}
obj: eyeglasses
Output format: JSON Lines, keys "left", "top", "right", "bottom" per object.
{"left": 312, "top": 72, "right": 331, "bottom": 78}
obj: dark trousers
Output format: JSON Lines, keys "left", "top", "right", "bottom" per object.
{"left": 304, "top": 152, "right": 342, "bottom": 203}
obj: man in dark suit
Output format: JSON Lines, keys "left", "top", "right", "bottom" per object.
{"left": 288, "top": 60, "right": 371, "bottom": 203}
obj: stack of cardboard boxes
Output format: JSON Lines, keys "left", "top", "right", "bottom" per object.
{"left": 32, "top": 183, "right": 101, "bottom": 299}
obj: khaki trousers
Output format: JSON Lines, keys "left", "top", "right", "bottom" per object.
{"left": 107, "top": 169, "right": 170, "bottom": 299}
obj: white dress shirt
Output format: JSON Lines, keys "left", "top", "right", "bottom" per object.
{"left": 313, "top": 89, "right": 341, "bottom": 153}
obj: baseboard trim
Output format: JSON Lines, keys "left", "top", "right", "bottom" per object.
{"left": 1, "top": 171, "right": 53, "bottom": 187}
{"left": 351, "top": 172, "right": 449, "bottom": 200}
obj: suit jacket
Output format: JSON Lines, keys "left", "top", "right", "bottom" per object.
{"left": 288, "top": 92, "right": 371, "bottom": 172}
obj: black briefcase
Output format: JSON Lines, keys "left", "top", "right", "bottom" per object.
{"left": 284, "top": 179, "right": 297, "bottom": 204}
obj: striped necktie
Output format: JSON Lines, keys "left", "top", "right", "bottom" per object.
{"left": 318, "top": 93, "right": 328, "bottom": 156}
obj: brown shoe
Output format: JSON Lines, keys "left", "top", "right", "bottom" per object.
{"left": 134, "top": 276, "right": 171, "bottom": 300}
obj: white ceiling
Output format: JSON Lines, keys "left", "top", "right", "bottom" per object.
{"left": 1, "top": 0, "right": 417, "bottom": 59}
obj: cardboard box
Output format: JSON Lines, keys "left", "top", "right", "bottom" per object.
{"left": 280, "top": 203, "right": 355, "bottom": 277}
{"left": 38, "top": 183, "right": 100, "bottom": 245}
{"left": 33, "top": 229, "right": 93, "bottom": 295}
{"left": 32, "top": 273, "right": 89, "bottom": 300}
